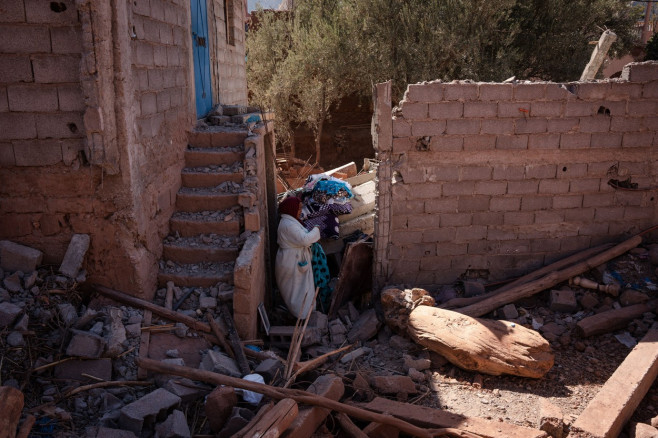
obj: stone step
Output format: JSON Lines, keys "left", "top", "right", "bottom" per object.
{"left": 185, "top": 148, "right": 244, "bottom": 168}
{"left": 162, "top": 236, "right": 240, "bottom": 264}
{"left": 169, "top": 209, "right": 242, "bottom": 237}
{"left": 181, "top": 170, "right": 243, "bottom": 188}
{"left": 157, "top": 261, "right": 234, "bottom": 288}
{"left": 175, "top": 190, "right": 239, "bottom": 213}
{"left": 188, "top": 129, "right": 249, "bottom": 148}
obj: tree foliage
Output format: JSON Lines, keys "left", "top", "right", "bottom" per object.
{"left": 246, "top": 0, "right": 639, "bottom": 159}
{"left": 647, "top": 33, "right": 658, "bottom": 61}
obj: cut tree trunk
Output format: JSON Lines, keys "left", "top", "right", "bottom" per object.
{"left": 407, "top": 306, "right": 554, "bottom": 378}
{"left": 457, "top": 235, "right": 642, "bottom": 318}
{"left": 576, "top": 301, "right": 656, "bottom": 337}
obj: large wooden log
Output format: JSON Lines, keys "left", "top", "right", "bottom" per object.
{"left": 137, "top": 357, "right": 437, "bottom": 438}
{"left": 0, "top": 386, "right": 24, "bottom": 438}
{"left": 576, "top": 301, "right": 656, "bottom": 337}
{"left": 569, "top": 329, "right": 658, "bottom": 438}
{"left": 407, "top": 306, "right": 554, "bottom": 378}
{"left": 236, "top": 398, "right": 298, "bottom": 438}
{"left": 380, "top": 287, "right": 435, "bottom": 334}
{"left": 458, "top": 235, "right": 642, "bottom": 318}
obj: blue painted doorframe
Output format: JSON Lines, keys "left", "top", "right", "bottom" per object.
{"left": 191, "top": 0, "right": 213, "bottom": 117}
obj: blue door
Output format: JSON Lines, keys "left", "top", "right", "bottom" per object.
{"left": 191, "top": 0, "right": 213, "bottom": 117}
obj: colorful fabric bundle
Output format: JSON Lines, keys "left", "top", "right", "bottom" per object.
{"left": 304, "top": 211, "right": 340, "bottom": 239}
{"left": 311, "top": 242, "right": 332, "bottom": 312}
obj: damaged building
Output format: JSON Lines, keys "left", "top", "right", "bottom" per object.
{"left": 2, "top": 0, "right": 658, "bottom": 435}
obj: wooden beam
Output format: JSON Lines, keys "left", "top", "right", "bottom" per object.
{"left": 580, "top": 30, "right": 617, "bottom": 81}
{"left": 356, "top": 398, "right": 548, "bottom": 438}
{"left": 576, "top": 301, "right": 656, "bottom": 337}
{"left": 94, "top": 284, "right": 211, "bottom": 333}
{"left": 235, "top": 398, "right": 298, "bottom": 438}
{"left": 569, "top": 329, "right": 658, "bottom": 438}
{"left": 219, "top": 304, "right": 250, "bottom": 375}
{"left": 137, "top": 310, "right": 152, "bottom": 379}
{"left": 458, "top": 235, "right": 642, "bottom": 317}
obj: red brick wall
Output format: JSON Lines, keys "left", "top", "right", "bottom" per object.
{"left": 374, "top": 62, "right": 658, "bottom": 289}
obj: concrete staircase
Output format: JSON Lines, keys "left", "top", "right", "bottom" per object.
{"left": 157, "top": 128, "right": 250, "bottom": 288}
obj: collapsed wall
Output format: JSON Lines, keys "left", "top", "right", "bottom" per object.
{"left": 373, "top": 61, "right": 658, "bottom": 290}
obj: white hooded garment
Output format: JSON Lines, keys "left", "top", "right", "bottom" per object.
{"left": 275, "top": 214, "right": 321, "bottom": 318}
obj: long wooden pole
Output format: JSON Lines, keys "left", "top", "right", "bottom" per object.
{"left": 458, "top": 235, "right": 642, "bottom": 317}
{"left": 94, "top": 284, "right": 211, "bottom": 333}
{"left": 441, "top": 243, "right": 614, "bottom": 309}
{"left": 137, "top": 357, "right": 437, "bottom": 438}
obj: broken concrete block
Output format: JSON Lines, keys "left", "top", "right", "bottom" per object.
{"left": 198, "top": 296, "right": 217, "bottom": 310}
{"left": 205, "top": 386, "right": 237, "bottom": 432}
{"left": 3, "top": 272, "right": 22, "bottom": 293}
{"left": 13, "top": 314, "right": 28, "bottom": 332}
{"left": 0, "top": 240, "right": 43, "bottom": 272}
{"left": 621, "top": 289, "right": 650, "bottom": 306}
{"left": 500, "top": 304, "right": 519, "bottom": 320}
{"left": 118, "top": 388, "right": 181, "bottom": 435}
{"left": 631, "top": 422, "right": 658, "bottom": 438}
{"left": 363, "top": 422, "right": 400, "bottom": 438}
{"left": 125, "top": 323, "right": 141, "bottom": 338}
{"left": 340, "top": 347, "right": 372, "bottom": 364}
{"left": 580, "top": 292, "right": 600, "bottom": 310}
{"left": 370, "top": 375, "right": 417, "bottom": 395}
{"left": 538, "top": 398, "right": 564, "bottom": 438}
{"left": 57, "top": 303, "right": 78, "bottom": 326}
{"left": 74, "top": 308, "right": 99, "bottom": 329}
{"left": 163, "top": 378, "right": 204, "bottom": 404}
{"left": 0, "top": 302, "right": 22, "bottom": 328}
{"left": 217, "top": 407, "right": 254, "bottom": 438}
{"left": 254, "top": 358, "right": 284, "bottom": 383}
{"left": 55, "top": 358, "right": 112, "bottom": 382}
{"left": 347, "top": 308, "right": 382, "bottom": 343}
{"left": 105, "top": 307, "right": 127, "bottom": 358}
{"left": 154, "top": 358, "right": 186, "bottom": 387}
{"left": 238, "top": 192, "right": 256, "bottom": 208}
{"left": 403, "top": 353, "right": 431, "bottom": 372}
{"left": 549, "top": 289, "right": 577, "bottom": 313}
{"left": 96, "top": 427, "right": 137, "bottom": 438}
{"left": 66, "top": 329, "right": 106, "bottom": 359}
{"left": 7, "top": 331, "right": 24, "bottom": 347}
{"left": 282, "top": 375, "right": 344, "bottom": 438}
{"left": 200, "top": 350, "right": 241, "bottom": 377}
{"left": 23, "top": 271, "right": 37, "bottom": 289}
{"left": 408, "top": 368, "right": 426, "bottom": 383}
{"left": 308, "top": 311, "right": 328, "bottom": 332}
{"left": 155, "top": 410, "right": 190, "bottom": 438}
{"left": 59, "top": 234, "right": 90, "bottom": 278}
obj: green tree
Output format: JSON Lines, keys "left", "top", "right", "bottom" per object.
{"left": 646, "top": 33, "right": 658, "bottom": 60}
{"left": 247, "top": 0, "right": 639, "bottom": 160}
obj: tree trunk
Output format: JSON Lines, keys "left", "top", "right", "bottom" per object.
{"left": 407, "top": 306, "right": 554, "bottom": 378}
{"left": 315, "top": 87, "right": 326, "bottom": 165}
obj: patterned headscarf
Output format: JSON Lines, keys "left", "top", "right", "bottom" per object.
{"left": 279, "top": 196, "right": 302, "bottom": 222}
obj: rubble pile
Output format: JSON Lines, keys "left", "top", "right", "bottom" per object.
{"left": 4, "top": 235, "right": 658, "bottom": 437}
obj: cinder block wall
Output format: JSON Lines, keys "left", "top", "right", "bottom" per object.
{"left": 0, "top": 0, "right": 248, "bottom": 298}
{"left": 0, "top": 1, "right": 99, "bottom": 261}
{"left": 374, "top": 62, "right": 658, "bottom": 289}
{"left": 209, "top": 0, "right": 248, "bottom": 106}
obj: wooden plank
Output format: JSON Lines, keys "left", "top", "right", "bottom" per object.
{"left": 346, "top": 171, "right": 375, "bottom": 187}
{"left": 220, "top": 304, "right": 250, "bottom": 375}
{"left": 356, "top": 398, "right": 548, "bottom": 438}
{"left": 328, "top": 241, "right": 373, "bottom": 318}
{"left": 569, "top": 329, "right": 658, "bottom": 438}
{"left": 137, "top": 310, "right": 152, "bottom": 380}
{"left": 326, "top": 162, "right": 357, "bottom": 178}
{"left": 0, "top": 386, "right": 23, "bottom": 438}
{"left": 236, "top": 398, "right": 298, "bottom": 438}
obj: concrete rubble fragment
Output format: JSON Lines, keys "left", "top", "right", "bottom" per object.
{"left": 66, "top": 329, "right": 106, "bottom": 359}
{"left": 118, "top": 388, "right": 181, "bottom": 435}
{"left": 0, "top": 240, "right": 43, "bottom": 272}
{"left": 59, "top": 234, "right": 91, "bottom": 278}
